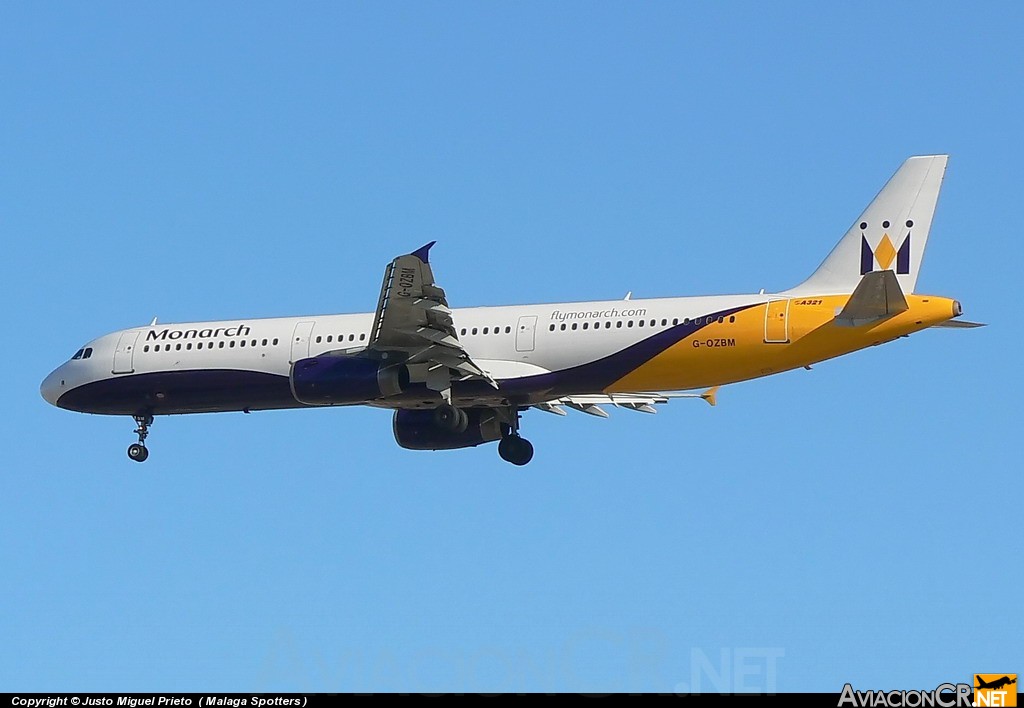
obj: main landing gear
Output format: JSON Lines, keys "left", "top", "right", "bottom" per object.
{"left": 433, "top": 402, "right": 535, "bottom": 465}
{"left": 498, "top": 434, "right": 533, "bottom": 466}
{"left": 433, "top": 403, "right": 469, "bottom": 433}
{"left": 498, "top": 408, "right": 533, "bottom": 466}
{"left": 127, "top": 414, "right": 153, "bottom": 462}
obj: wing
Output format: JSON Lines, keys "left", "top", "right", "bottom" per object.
{"left": 534, "top": 388, "right": 720, "bottom": 417}
{"left": 368, "top": 242, "right": 497, "bottom": 398}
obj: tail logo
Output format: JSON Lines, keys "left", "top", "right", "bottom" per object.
{"left": 860, "top": 220, "right": 912, "bottom": 275}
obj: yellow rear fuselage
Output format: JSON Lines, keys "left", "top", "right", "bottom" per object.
{"left": 609, "top": 294, "right": 959, "bottom": 392}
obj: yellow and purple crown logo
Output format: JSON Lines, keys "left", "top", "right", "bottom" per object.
{"left": 860, "top": 219, "right": 912, "bottom": 275}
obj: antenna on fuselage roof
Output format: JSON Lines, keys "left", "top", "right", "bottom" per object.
{"left": 150, "top": 317, "right": 158, "bottom": 326}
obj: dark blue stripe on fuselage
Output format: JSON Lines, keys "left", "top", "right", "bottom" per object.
{"left": 57, "top": 303, "right": 760, "bottom": 415}
{"left": 499, "top": 303, "right": 757, "bottom": 398}
{"left": 56, "top": 369, "right": 295, "bottom": 416}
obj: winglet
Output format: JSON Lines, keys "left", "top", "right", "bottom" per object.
{"left": 411, "top": 241, "right": 436, "bottom": 263}
{"left": 701, "top": 386, "right": 719, "bottom": 407}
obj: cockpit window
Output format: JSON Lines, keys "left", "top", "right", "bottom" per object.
{"left": 71, "top": 349, "right": 84, "bottom": 360}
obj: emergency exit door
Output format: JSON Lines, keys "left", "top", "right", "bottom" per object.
{"left": 516, "top": 315, "right": 537, "bottom": 352}
{"left": 290, "top": 321, "right": 315, "bottom": 363}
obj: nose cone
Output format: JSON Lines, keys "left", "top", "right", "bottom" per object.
{"left": 40, "top": 367, "right": 65, "bottom": 406}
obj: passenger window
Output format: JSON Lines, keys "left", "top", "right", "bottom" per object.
{"left": 549, "top": 325, "right": 555, "bottom": 332}
{"left": 359, "top": 333, "right": 365, "bottom": 341}
{"left": 560, "top": 324, "right": 566, "bottom": 331}
{"left": 461, "top": 328, "right": 467, "bottom": 335}
{"left": 316, "top": 336, "right": 322, "bottom": 343}
{"left": 262, "top": 339, "right": 268, "bottom": 346}
{"left": 251, "top": 339, "right": 257, "bottom": 346}
{"left": 718, "top": 317, "right": 724, "bottom": 324}
{"left": 673, "top": 318, "right": 679, "bottom": 325}
{"left": 229, "top": 341, "right": 235, "bottom": 348}
{"left": 606, "top": 322, "right": 611, "bottom": 328}
{"left": 571, "top": 323, "right": 577, "bottom": 330}
{"left": 175, "top": 343, "right": 182, "bottom": 351}
{"left": 240, "top": 340, "right": 246, "bottom": 348}
{"left": 483, "top": 327, "right": 489, "bottom": 335}
{"left": 638, "top": 320, "right": 644, "bottom": 328}
{"left": 349, "top": 334, "right": 355, "bottom": 341}
{"left": 219, "top": 341, "right": 225, "bottom": 349}
{"left": 326, "top": 335, "right": 332, "bottom": 343}
{"left": 144, "top": 345, "right": 150, "bottom": 352}
{"left": 729, "top": 316, "right": 735, "bottom": 323}
{"left": 683, "top": 318, "right": 690, "bottom": 325}
{"left": 273, "top": 338, "right": 279, "bottom": 345}
{"left": 582, "top": 322, "right": 589, "bottom": 330}
{"left": 627, "top": 320, "right": 633, "bottom": 328}
{"left": 616, "top": 321, "right": 622, "bottom": 328}
{"left": 186, "top": 343, "right": 193, "bottom": 350}
{"left": 472, "top": 328, "right": 478, "bottom": 335}
{"left": 505, "top": 326, "right": 511, "bottom": 334}
{"left": 662, "top": 319, "right": 668, "bottom": 326}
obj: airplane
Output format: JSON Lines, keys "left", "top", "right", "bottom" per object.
{"left": 40, "top": 155, "right": 983, "bottom": 466}
{"left": 976, "top": 676, "right": 1017, "bottom": 691}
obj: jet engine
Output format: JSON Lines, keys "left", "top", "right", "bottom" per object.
{"left": 290, "top": 355, "right": 409, "bottom": 405}
{"left": 392, "top": 408, "right": 502, "bottom": 450}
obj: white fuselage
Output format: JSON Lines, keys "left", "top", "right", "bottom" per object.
{"left": 40, "top": 293, "right": 766, "bottom": 416}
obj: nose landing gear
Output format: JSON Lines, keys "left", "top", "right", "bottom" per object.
{"left": 128, "top": 414, "right": 153, "bottom": 462}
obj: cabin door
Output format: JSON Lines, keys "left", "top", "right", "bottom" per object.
{"left": 112, "top": 331, "right": 140, "bottom": 374}
{"left": 764, "top": 299, "right": 790, "bottom": 343}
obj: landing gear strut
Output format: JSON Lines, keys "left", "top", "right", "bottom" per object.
{"left": 127, "top": 414, "right": 153, "bottom": 462}
{"left": 498, "top": 408, "right": 534, "bottom": 466}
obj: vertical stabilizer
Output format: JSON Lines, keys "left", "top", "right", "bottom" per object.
{"left": 788, "top": 155, "right": 948, "bottom": 295}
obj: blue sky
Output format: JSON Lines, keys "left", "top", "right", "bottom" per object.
{"left": 1, "top": 1, "right": 1020, "bottom": 692}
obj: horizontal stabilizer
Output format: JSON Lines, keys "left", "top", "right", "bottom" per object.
{"left": 835, "top": 270, "right": 908, "bottom": 323}
{"left": 932, "top": 319, "right": 986, "bottom": 328}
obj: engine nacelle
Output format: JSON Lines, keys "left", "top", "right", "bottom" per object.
{"left": 393, "top": 408, "right": 502, "bottom": 450}
{"left": 290, "top": 355, "right": 409, "bottom": 405}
